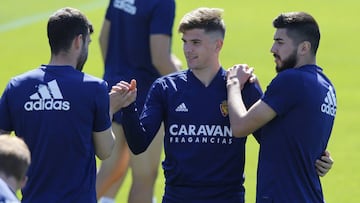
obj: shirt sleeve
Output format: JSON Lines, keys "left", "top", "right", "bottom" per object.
{"left": 261, "top": 70, "right": 301, "bottom": 116}
{"left": 0, "top": 82, "right": 13, "bottom": 131}
{"left": 122, "top": 79, "right": 164, "bottom": 154}
{"left": 105, "top": 0, "right": 114, "bottom": 21}
{"left": 93, "top": 81, "right": 112, "bottom": 132}
{"left": 241, "top": 81, "right": 263, "bottom": 142}
{"left": 150, "top": 0, "right": 175, "bottom": 35}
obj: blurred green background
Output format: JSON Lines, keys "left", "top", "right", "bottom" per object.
{"left": 1, "top": 0, "right": 359, "bottom": 202}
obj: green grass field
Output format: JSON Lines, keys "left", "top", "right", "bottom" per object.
{"left": 1, "top": 0, "right": 359, "bottom": 202}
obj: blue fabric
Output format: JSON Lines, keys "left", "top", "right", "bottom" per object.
{"left": 123, "top": 68, "right": 263, "bottom": 202}
{"left": 103, "top": 0, "right": 176, "bottom": 124}
{"left": 258, "top": 65, "right": 336, "bottom": 203}
{"left": 0, "top": 65, "right": 111, "bottom": 203}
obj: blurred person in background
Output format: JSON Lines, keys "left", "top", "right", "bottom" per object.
{"left": 96, "top": 0, "right": 181, "bottom": 203}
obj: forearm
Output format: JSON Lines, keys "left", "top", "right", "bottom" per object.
{"left": 122, "top": 104, "right": 152, "bottom": 154}
{"left": 93, "top": 128, "right": 115, "bottom": 160}
{"left": 99, "top": 20, "right": 110, "bottom": 62}
{"left": 227, "top": 78, "right": 249, "bottom": 137}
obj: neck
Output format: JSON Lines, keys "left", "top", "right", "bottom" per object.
{"left": 0, "top": 172, "right": 18, "bottom": 193}
{"left": 191, "top": 64, "right": 221, "bottom": 87}
{"left": 49, "top": 53, "right": 77, "bottom": 68}
{"left": 295, "top": 55, "right": 316, "bottom": 68}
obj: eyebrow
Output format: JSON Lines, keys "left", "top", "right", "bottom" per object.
{"left": 182, "top": 38, "right": 201, "bottom": 42}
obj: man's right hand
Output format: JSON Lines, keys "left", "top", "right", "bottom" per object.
{"left": 109, "top": 79, "right": 137, "bottom": 114}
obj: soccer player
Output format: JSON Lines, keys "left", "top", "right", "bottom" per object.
{"left": 0, "top": 7, "right": 135, "bottom": 202}
{"left": 96, "top": 0, "right": 181, "bottom": 202}
{"left": 226, "top": 12, "right": 336, "bottom": 202}
{"left": 0, "top": 135, "right": 31, "bottom": 202}
{"left": 119, "top": 8, "right": 333, "bottom": 202}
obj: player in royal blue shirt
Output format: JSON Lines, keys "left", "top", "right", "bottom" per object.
{"left": 120, "top": 8, "right": 261, "bottom": 203}
{"left": 119, "top": 8, "right": 332, "bottom": 203}
{"left": 0, "top": 7, "right": 135, "bottom": 203}
{"left": 227, "top": 12, "right": 336, "bottom": 202}
{"left": 96, "top": 0, "right": 180, "bottom": 202}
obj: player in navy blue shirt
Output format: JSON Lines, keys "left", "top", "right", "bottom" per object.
{"left": 118, "top": 8, "right": 332, "bottom": 203}
{"left": 0, "top": 135, "right": 31, "bottom": 203}
{"left": 0, "top": 7, "right": 135, "bottom": 203}
{"left": 227, "top": 12, "right": 336, "bottom": 202}
{"left": 96, "top": 0, "right": 181, "bottom": 202}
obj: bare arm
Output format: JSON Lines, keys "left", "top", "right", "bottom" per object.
{"left": 93, "top": 128, "right": 115, "bottom": 160}
{"left": 99, "top": 19, "right": 110, "bottom": 62}
{"left": 150, "top": 34, "right": 181, "bottom": 75}
{"left": 94, "top": 81, "right": 137, "bottom": 160}
{"left": 227, "top": 64, "right": 276, "bottom": 137}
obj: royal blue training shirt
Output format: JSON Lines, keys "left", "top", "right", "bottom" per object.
{"left": 258, "top": 65, "right": 336, "bottom": 203}
{"left": 123, "top": 68, "right": 263, "bottom": 203}
{"left": 0, "top": 65, "right": 111, "bottom": 203}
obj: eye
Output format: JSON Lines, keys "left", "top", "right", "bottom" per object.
{"left": 192, "top": 40, "right": 200, "bottom": 45}
{"left": 275, "top": 40, "right": 284, "bottom": 45}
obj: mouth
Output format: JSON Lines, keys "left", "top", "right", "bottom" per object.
{"left": 186, "top": 55, "right": 197, "bottom": 62}
{"left": 273, "top": 54, "right": 280, "bottom": 63}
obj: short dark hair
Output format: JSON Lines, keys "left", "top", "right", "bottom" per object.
{"left": 178, "top": 7, "right": 225, "bottom": 39}
{"left": 273, "top": 12, "right": 320, "bottom": 55}
{"left": 47, "top": 7, "right": 93, "bottom": 54}
{"left": 0, "top": 135, "right": 31, "bottom": 181}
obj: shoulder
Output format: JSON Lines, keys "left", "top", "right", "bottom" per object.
{"left": 80, "top": 74, "right": 109, "bottom": 94}
{"left": 157, "top": 70, "right": 187, "bottom": 83}
{"left": 270, "top": 69, "right": 304, "bottom": 88}
{"left": 152, "top": 70, "right": 187, "bottom": 90}
{"left": 5, "top": 67, "right": 44, "bottom": 89}
{"left": 83, "top": 73, "right": 106, "bottom": 84}
{"left": 155, "top": 0, "right": 175, "bottom": 6}
{"left": 152, "top": 0, "right": 175, "bottom": 15}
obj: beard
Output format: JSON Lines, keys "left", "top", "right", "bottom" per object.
{"left": 75, "top": 44, "right": 88, "bottom": 72}
{"left": 274, "top": 50, "right": 297, "bottom": 73}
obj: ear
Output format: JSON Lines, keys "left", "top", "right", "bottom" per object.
{"left": 73, "top": 34, "right": 83, "bottom": 50}
{"left": 20, "top": 176, "right": 28, "bottom": 189}
{"left": 215, "top": 39, "right": 224, "bottom": 52}
{"left": 298, "top": 41, "right": 311, "bottom": 55}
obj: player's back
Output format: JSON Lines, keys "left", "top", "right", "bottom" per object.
{"left": 0, "top": 65, "right": 110, "bottom": 203}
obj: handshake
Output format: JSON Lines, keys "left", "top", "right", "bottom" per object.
{"left": 109, "top": 79, "right": 137, "bottom": 116}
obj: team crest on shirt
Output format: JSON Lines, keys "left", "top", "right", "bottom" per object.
{"left": 220, "top": 100, "right": 228, "bottom": 117}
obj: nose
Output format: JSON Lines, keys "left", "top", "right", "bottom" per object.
{"left": 183, "top": 43, "right": 192, "bottom": 53}
{"left": 270, "top": 44, "right": 276, "bottom": 54}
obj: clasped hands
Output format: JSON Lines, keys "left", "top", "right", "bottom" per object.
{"left": 109, "top": 79, "right": 137, "bottom": 114}
{"left": 227, "top": 64, "right": 258, "bottom": 90}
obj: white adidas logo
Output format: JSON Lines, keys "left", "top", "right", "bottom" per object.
{"left": 175, "top": 103, "right": 188, "bottom": 112}
{"left": 24, "top": 80, "right": 70, "bottom": 111}
{"left": 321, "top": 86, "right": 336, "bottom": 117}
